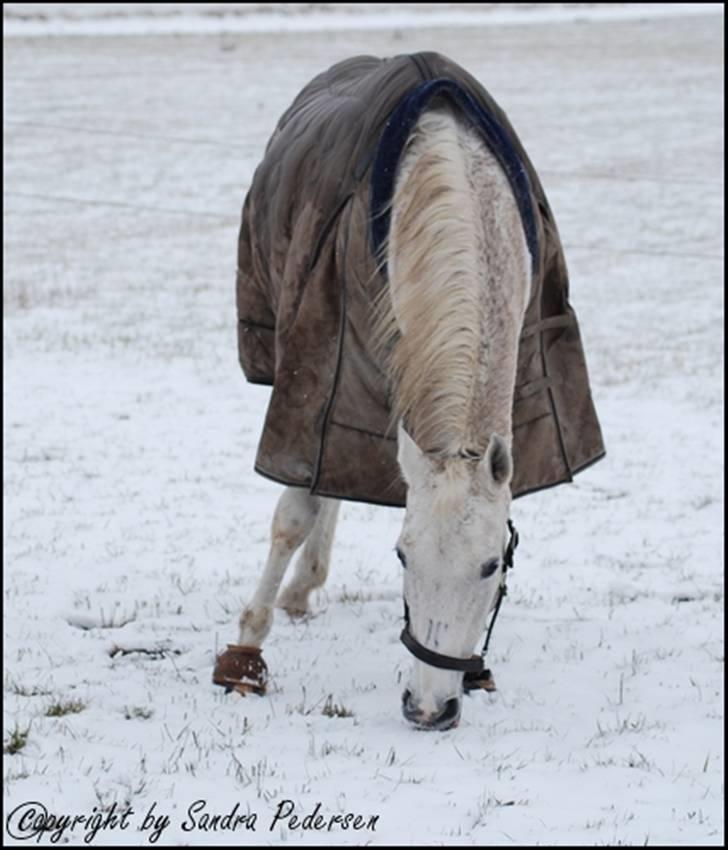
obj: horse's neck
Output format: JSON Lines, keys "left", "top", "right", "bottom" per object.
{"left": 379, "top": 106, "right": 530, "bottom": 455}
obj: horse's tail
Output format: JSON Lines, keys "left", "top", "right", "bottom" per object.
{"left": 373, "top": 106, "right": 529, "bottom": 456}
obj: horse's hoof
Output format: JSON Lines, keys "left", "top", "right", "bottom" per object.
{"left": 280, "top": 604, "right": 309, "bottom": 620}
{"left": 463, "top": 668, "right": 496, "bottom": 693}
{"left": 276, "top": 591, "right": 309, "bottom": 619}
{"left": 213, "top": 644, "right": 268, "bottom": 696}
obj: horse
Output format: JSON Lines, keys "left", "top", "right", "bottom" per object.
{"left": 215, "top": 53, "right": 605, "bottom": 730}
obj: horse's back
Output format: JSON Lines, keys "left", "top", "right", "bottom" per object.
{"left": 236, "top": 52, "right": 606, "bottom": 507}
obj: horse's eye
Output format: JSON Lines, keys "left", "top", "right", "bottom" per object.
{"left": 396, "top": 547, "right": 407, "bottom": 568}
{"left": 481, "top": 558, "right": 500, "bottom": 578}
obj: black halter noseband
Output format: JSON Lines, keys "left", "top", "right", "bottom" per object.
{"left": 399, "top": 519, "right": 519, "bottom": 690}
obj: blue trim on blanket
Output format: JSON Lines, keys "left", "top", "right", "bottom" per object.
{"left": 370, "top": 79, "right": 539, "bottom": 277}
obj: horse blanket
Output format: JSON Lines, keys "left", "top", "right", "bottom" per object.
{"left": 236, "top": 52, "right": 606, "bottom": 506}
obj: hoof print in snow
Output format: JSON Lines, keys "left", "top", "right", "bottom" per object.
{"left": 213, "top": 644, "right": 268, "bottom": 697}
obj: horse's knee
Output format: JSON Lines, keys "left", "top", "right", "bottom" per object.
{"left": 272, "top": 523, "right": 307, "bottom": 553}
{"left": 271, "top": 490, "right": 320, "bottom": 553}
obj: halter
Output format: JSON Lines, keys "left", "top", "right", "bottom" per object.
{"left": 399, "top": 519, "right": 519, "bottom": 691}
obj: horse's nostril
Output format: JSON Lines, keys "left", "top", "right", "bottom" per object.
{"left": 434, "top": 697, "right": 460, "bottom": 727}
{"left": 401, "top": 688, "right": 421, "bottom": 723}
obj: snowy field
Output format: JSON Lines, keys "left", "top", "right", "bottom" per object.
{"left": 3, "top": 4, "right": 724, "bottom": 846}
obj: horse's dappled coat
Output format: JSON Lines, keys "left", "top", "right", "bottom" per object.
{"left": 236, "top": 52, "right": 605, "bottom": 506}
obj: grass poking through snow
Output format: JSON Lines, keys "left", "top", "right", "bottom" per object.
{"left": 4, "top": 725, "right": 31, "bottom": 755}
{"left": 45, "top": 699, "right": 86, "bottom": 717}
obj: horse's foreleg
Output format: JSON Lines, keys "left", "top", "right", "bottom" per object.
{"left": 237, "top": 487, "right": 321, "bottom": 647}
{"left": 277, "top": 498, "right": 340, "bottom": 616}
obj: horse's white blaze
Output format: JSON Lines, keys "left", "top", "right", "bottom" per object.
{"left": 397, "top": 426, "right": 513, "bottom": 714}
{"left": 382, "top": 107, "right": 530, "bottom": 717}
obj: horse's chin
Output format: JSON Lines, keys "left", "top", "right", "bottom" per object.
{"left": 411, "top": 716, "right": 460, "bottom": 732}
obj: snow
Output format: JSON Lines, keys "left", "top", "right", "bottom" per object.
{"left": 2, "top": 2, "right": 724, "bottom": 37}
{"left": 3, "top": 4, "right": 724, "bottom": 846}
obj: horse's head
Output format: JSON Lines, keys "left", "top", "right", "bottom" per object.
{"left": 396, "top": 424, "right": 513, "bottom": 730}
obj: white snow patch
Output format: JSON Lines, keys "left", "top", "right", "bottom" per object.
{"left": 2, "top": 2, "right": 724, "bottom": 38}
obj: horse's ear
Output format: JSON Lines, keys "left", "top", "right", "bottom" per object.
{"left": 397, "top": 421, "right": 426, "bottom": 482}
{"left": 483, "top": 433, "right": 512, "bottom": 487}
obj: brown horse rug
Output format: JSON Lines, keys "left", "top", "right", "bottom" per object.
{"left": 236, "top": 51, "right": 605, "bottom": 506}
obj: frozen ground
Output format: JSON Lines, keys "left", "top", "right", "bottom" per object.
{"left": 2, "top": 3, "right": 722, "bottom": 35}
{"left": 3, "top": 4, "right": 724, "bottom": 846}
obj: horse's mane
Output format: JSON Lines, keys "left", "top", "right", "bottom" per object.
{"left": 373, "top": 107, "right": 530, "bottom": 458}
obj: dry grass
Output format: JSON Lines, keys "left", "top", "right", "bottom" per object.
{"left": 45, "top": 698, "right": 86, "bottom": 717}
{"left": 4, "top": 724, "right": 30, "bottom": 755}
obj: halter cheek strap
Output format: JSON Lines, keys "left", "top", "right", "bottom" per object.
{"left": 399, "top": 520, "right": 519, "bottom": 688}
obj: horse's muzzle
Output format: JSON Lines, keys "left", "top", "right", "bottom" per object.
{"left": 401, "top": 689, "right": 461, "bottom": 731}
